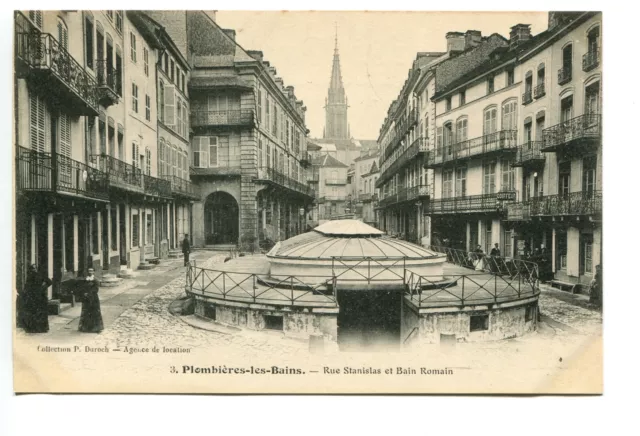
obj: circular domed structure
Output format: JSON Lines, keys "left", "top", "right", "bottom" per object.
{"left": 266, "top": 220, "right": 446, "bottom": 288}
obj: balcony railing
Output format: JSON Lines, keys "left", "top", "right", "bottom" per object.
{"left": 426, "top": 130, "right": 517, "bottom": 168}
{"left": 582, "top": 49, "right": 600, "bottom": 72}
{"left": 522, "top": 90, "right": 533, "bottom": 105}
{"left": 557, "top": 65, "right": 572, "bottom": 85}
{"left": 90, "top": 154, "right": 143, "bottom": 192}
{"left": 191, "top": 110, "right": 254, "bottom": 127}
{"left": 512, "top": 141, "right": 545, "bottom": 167}
{"left": 529, "top": 191, "right": 602, "bottom": 216}
{"left": 358, "top": 192, "right": 378, "bottom": 203}
{"left": 14, "top": 12, "right": 99, "bottom": 115}
{"left": 163, "top": 175, "right": 200, "bottom": 199}
{"left": 378, "top": 184, "right": 432, "bottom": 208}
{"left": 143, "top": 174, "right": 172, "bottom": 198}
{"left": 408, "top": 108, "right": 418, "bottom": 128}
{"left": 325, "top": 179, "right": 347, "bottom": 185}
{"left": 300, "top": 151, "right": 312, "bottom": 168}
{"left": 255, "top": 167, "right": 315, "bottom": 199}
{"left": 534, "top": 83, "right": 545, "bottom": 99}
{"left": 505, "top": 202, "right": 531, "bottom": 221}
{"left": 16, "top": 146, "right": 109, "bottom": 201}
{"left": 425, "top": 191, "right": 516, "bottom": 215}
{"left": 378, "top": 137, "right": 427, "bottom": 186}
{"left": 542, "top": 114, "right": 601, "bottom": 152}
{"left": 95, "top": 59, "right": 120, "bottom": 107}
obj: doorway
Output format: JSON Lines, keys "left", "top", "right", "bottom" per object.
{"left": 204, "top": 192, "right": 239, "bottom": 245}
{"left": 336, "top": 289, "right": 402, "bottom": 351}
{"left": 119, "top": 204, "right": 127, "bottom": 265}
{"left": 102, "top": 209, "right": 109, "bottom": 269}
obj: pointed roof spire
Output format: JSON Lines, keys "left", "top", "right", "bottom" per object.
{"left": 328, "top": 23, "right": 346, "bottom": 103}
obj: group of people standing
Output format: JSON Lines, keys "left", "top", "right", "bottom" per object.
{"left": 17, "top": 265, "right": 104, "bottom": 334}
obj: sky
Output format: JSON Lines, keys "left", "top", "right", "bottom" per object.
{"left": 216, "top": 11, "right": 549, "bottom": 141}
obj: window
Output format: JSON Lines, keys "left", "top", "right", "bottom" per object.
{"left": 107, "top": 122, "right": 115, "bottom": 156}
{"left": 582, "top": 234, "right": 594, "bottom": 274}
{"left": 145, "top": 148, "right": 151, "bottom": 175}
{"left": 115, "top": 50, "right": 123, "bottom": 95}
{"left": 535, "top": 115, "right": 545, "bottom": 140}
{"left": 537, "top": 65, "right": 545, "bottom": 87}
{"left": 557, "top": 229, "right": 567, "bottom": 270}
{"left": 459, "top": 90, "right": 466, "bottom": 106}
{"left": 524, "top": 71, "right": 533, "bottom": 100}
{"left": 445, "top": 97, "right": 451, "bottom": 111}
{"left": 502, "top": 100, "right": 517, "bottom": 131}
{"left": 29, "top": 93, "right": 49, "bottom": 152}
{"left": 560, "top": 95, "right": 573, "bottom": 123}
{"left": 117, "top": 127, "right": 124, "bottom": 160}
{"left": 132, "top": 213, "right": 139, "bottom": 248}
{"left": 273, "top": 104, "right": 278, "bottom": 136}
{"left": 562, "top": 44, "right": 572, "bottom": 74}
{"left": 132, "top": 83, "right": 138, "bottom": 113}
{"left": 143, "top": 47, "right": 149, "bottom": 76}
{"left": 107, "top": 11, "right": 114, "bottom": 21}
{"left": 110, "top": 208, "right": 117, "bottom": 251}
{"left": 483, "top": 161, "right": 496, "bottom": 194}
{"left": 181, "top": 72, "right": 186, "bottom": 94}
{"left": 92, "top": 213, "right": 99, "bottom": 254}
{"left": 487, "top": 75, "right": 495, "bottom": 94}
{"left": 506, "top": 68, "right": 515, "bottom": 86}
{"left": 170, "top": 59, "right": 175, "bottom": 82}
{"left": 99, "top": 118, "right": 106, "bottom": 154}
{"left": 130, "top": 32, "right": 137, "bottom": 62}
{"left": 455, "top": 167, "right": 466, "bottom": 197}
{"left": 558, "top": 161, "right": 571, "bottom": 196}
{"left": 265, "top": 95, "right": 271, "bottom": 131}
{"left": 470, "top": 314, "right": 489, "bottom": 332}
{"left": 455, "top": 118, "right": 467, "bottom": 148}
{"left": 209, "top": 137, "right": 218, "bottom": 167}
{"left": 145, "top": 94, "right": 151, "bottom": 121}
{"left": 503, "top": 229, "right": 512, "bottom": 258}
{"left": 524, "top": 121, "right": 532, "bottom": 143}
{"left": 176, "top": 102, "right": 182, "bottom": 137}
{"left": 587, "top": 27, "right": 600, "bottom": 56}
{"left": 501, "top": 158, "right": 514, "bottom": 191}
{"left": 158, "top": 140, "right": 164, "bottom": 175}
{"left": 158, "top": 81, "right": 165, "bottom": 122}
{"left": 146, "top": 212, "right": 153, "bottom": 247}
{"left": 257, "top": 88, "right": 263, "bottom": 124}
{"left": 442, "top": 169, "right": 453, "bottom": 198}
{"left": 582, "top": 155, "right": 597, "bottom": 196}
{"left": 484, "top": 220, "right": 492, "bottom": 254}
{"left": 57, "top": 18, "right": 68, "bottom": 51}
{"left": 585, "top": 82, "right": 600, "bottom": 116}
{"left": 85, "top": 15, "right": 94, "bottom": 70}
{"left": 132, "top": 142, "right": 140, "bottom": 168}
{"left": 28, "top": 11, "right": 43, "bottom": 29}
{"left": 183, "top": 102, "right": 188, "bottom": 138}
{"left": 164, "top": 85, "right": 175, "bottom": 128}
{"left": 115, "top": 11, "right": 123, "bottom": 33}
{"left": 483, "top": 107, "right": 497, "bottom": 138}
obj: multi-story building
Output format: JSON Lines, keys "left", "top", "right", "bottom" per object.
{"left": 353, "top": 146, "right": 379, "bottom": 222}
{"left": 505, "top": 12, "right": 602, "bottom": 287}
{"left": 311, "top": 154, "right": 350, "bottom": 222}
{"left": 186, "top": 12, "right": 314, "bottom": 249}
{"left": 359, "top": 152, "right": 380, "bottom": 226}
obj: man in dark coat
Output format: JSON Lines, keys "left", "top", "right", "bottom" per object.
{"left": 182, "top": 234, "right": 191, "bottom": 266}
{"left": 22, "top": 264, "right": 52, "bottom": 333}
{"left": 490, "top": 243, "right": 501, "bottom": 257}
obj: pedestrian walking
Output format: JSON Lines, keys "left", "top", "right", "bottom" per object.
{"left": 78, "top": 269, "right": 104, "bottom": 333}
{"left": 22, "top": 264, "right": 52, "bottom": 333}
{"left": 182, "top": 233, "right": 191, "bottom": 266}
{"left": 490, "top": 243, "right": 501, "bottom": 257}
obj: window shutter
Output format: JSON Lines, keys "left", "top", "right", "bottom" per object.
{"left": 436, "top": 127, "right": 443, "bottom": 149}
{"left": 30, "top": 11, "right": 43, "bottom": 29}
{"left": 209, "top": 137, "right": 218, "bottom": 167}
{"left": 164, "top": 86, "right": 175, "bottom": 127}
{"left": 59, "top": 113, "right": 71, "bottom": 157}
{"left": 30, "top": 93, "right": 48, "bottom": 152}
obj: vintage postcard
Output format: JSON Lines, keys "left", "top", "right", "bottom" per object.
{"left": 12, "top": 9, "right": 603, "bottom": 394}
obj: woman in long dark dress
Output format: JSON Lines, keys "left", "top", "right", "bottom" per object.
{"left": 22, "top": 264, "right": 52, "bottom": 333}
{"left": 78, "top": 269, "right": 104, "bottom": 333}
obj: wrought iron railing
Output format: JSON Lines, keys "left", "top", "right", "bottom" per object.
{"left": 582, "top": 49, "right": 600, "bottom": 72}
{"left": 542, "top": 114, "right": 601, "bottom": 150}
{"left": 534, "top": 83, "right": 545, "bottom": 99}
{"left": 379, "top": 137, "right": 427, "bottom": 185}
{"left": 513, "top": 141, "right": 545, "bottom": 166}
{"left": 425, "top": 191, "right": 516, "bottom": 214}
{"left": 255, "top": 167, "right": 315, "bottom": 198}
{"left": 90, "top": 154, "right": 143, "bottom": 190}
{"left": 191, "top": 110, "right": 254, "bottom": 127}
{"left": 16, "top": 146, "right": 109, "bottom": 200}
{"left": 426, "top": 130, "right": 517, "bottom": 167}
{"left": 378, "top": 184, "right": 431, "bottom": 208}
{"left": 163, "top": 175, "right": 199, "bottom": 198}
{"left": 522, "top": 90, "right": 533, "bottom": 105}
{"left": 558, "top": 65, "right": 572, "bottom": 85}
{"left": 505, "top": 202, "right": 531, "bottom": 221}
{"left": 325, "top": 179, "right": 346, "bottom": 185}
{"left": 143, "top": 174, "right": 171, "bottom": 197}
{"left": 529, "top": 191, "right": 602, "bottom": 216}
{"left": 95, "top": 59, "right": 120, "bottom": 96}
{"left": 359, "top": 192, "right": 377, "bottom": 202}
{"left": 14, "top": 12, "right": 99, "bottom": 111}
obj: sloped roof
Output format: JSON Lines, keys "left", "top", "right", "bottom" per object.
{"left": 311, "top": 154, "right": 349, "bottom": 168}
{"left": 362, "top": 160, "right": 379, "bottom": 176}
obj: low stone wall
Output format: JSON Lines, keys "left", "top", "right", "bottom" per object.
{"left": 401, "top": 296, "right": 538, "bottom": 346}
{"left": 193, "top": 296, "right": 338, "bottom": 341}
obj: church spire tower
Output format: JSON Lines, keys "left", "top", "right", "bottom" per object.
{"left": 324, "top": 24, "right": 349, "bottom": 139}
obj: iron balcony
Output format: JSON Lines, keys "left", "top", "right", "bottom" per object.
{"left": 557, "top": 65, "right": 572, "bottom": 85}
{"left": 541, "top": 114, "right": 601, "bottom": 153}
{"left": 425, "top": 130, "right": 518, "bottom": 169}
{"left": 529, "top": 191, "right": 602, "bottom": 217}
{"left": 582, "top": 49, "right": 600, "bottom": 72}
{"left": 377, "top": 137, "right": 428, "bottom": 187}
{"left": 143, "top": 174, "right": 172, "bottom": 198}
{"left": 425, "top": 191, "right": 516, "bottom": 215}
{"left": 163, "top": 175, "right": 200, "bottom": 200}
{"left": 16, "top": 146, "right": 109, "bottom": 201}
{"left": 505, "top": 202, "right": 531, "bottom": 221}
{"left": 90, "top": 154, "right": 143, "bottom": 194}
{"left": 534, "top": 83, "right": 545, "bottom": 99}
{"left": 358, "top": 192, "right": 378, "bottom": 203}
{"left": 300, "top": 151, "right": 312, "bottom": 168}
{"left": 325, "top": 179, "right": 347, "bottom": 186}
{"left": 95, "top": 59, "right": 120, "bottom": 108}
{"left": 378, "top": 184, "right": 432, "bottom": 208}
{"left": 255, "top": 167, "right": 315, "bottom": 200}
{"left": 512, "top": 141, "right": 546, "bottom": 169}
{"left": 191, "top": 110, "right": 255, "bottom": 128}
{"left": 522, "top": 90, "right": 533, "bottom": 105}
{"left": 14, "top": 12, "right": 99, "bottom": 116}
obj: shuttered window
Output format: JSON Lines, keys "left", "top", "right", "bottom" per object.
{"left": 145, "top": 148, "right": 151, "bottom": 175}
{"left": 57, "top": 19, "right": 68, "bottom": 51}
{"left": 58, "top": 113, "right": 72, "bottom": 186}
{"left": 29, "top": 93, "right": 49, "bottom": 152}
{"left": 209, "top": 137, "right": 218, "bottom": 167}
{"left": 132, "top": 143, "right": 139, "bottom": 168}
{"left": 29, "top": 11, "right": 43, "bottom": 29}
{"left": 164, "top": 85, "right": 175, "bottom": 128}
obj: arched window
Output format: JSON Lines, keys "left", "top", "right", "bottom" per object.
{"left": 158, "top": 81, "right": 165, "bottom": 123}
{"left": 483, "top": 106, "right": 498, "bottom": 135}
{"left": 501, "top": 99, "right": 517, "bottom": 131}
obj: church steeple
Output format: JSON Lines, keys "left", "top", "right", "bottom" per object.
{"left": 324, "top": 24, "right": 349, "bottom": 139}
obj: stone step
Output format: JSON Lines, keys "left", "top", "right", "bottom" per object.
{"left": 168, "top": 251, "right": 184, "bottom": 259}
{"left": 100, "top": 273, "right": 123, "bottom": 287}
{"left": 138, "top": 262, "right": 156, "bottom": 270}
{"left": 117, "top": 268, "right": 138, "bottom": 279}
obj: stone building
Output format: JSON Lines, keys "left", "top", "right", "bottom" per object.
{"left": 309, "top": 154, "right": 350, "bottom": 223}
{"left": 186, "top": 12, "right": 314, "bottom": 249}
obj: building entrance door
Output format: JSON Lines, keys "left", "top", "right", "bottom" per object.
{"left": 336, "top": 289, "right": 402, "bottom": 351}
{"left": 204, "top": 192, "right": 239, "bottom": 245}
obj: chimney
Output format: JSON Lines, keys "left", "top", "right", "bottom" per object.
{"left": 286, "top": 85, "right": 296, "bottom": 101}
{"left": 247, "top": 50, "right": 263, "bottom": 62}
{"left": 548, "top": 11, "right": 582, "bottom": 30}
{"left": 222, "top": 29, "right": 236, "bottom": 41}
{"left": 268, "top": 66, "right": 277, "bottom": 78}
{"left": 509, "top": 24, "right": 531, "bottom": 49}
{"left": 465, "top": 30, "right": 482, "bottom": 49}
{"left": 275, "top": 77, "right": 284, "bottom": 90}
{"left": 446, "top": 32, "right": 465, "bottom": 53}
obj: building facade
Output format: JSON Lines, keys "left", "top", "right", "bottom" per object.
{"left": 186, "top": 12, "right": 313, "bottom": 249}
{"left": 310, "top": 154, "right": 350, "bottom": 223}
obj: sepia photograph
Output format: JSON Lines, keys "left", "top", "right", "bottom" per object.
{"left": 11, "top": 8, "right": 603, "bottom": 394}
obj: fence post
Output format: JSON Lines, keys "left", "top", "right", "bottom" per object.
{"left": 494, "top": 275, "right": 498, "bottom": 303}
{"left": 253, "top": 274, "right": 256, "bottom": 303}
{"left": 222, "top": 273, "right": 226, "bottom": 299}
{"left": 461, "top": 276, "right": 465, "bottom": 305}
{"left": 290, "top": 276, "right": 294, "bottom": 304}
